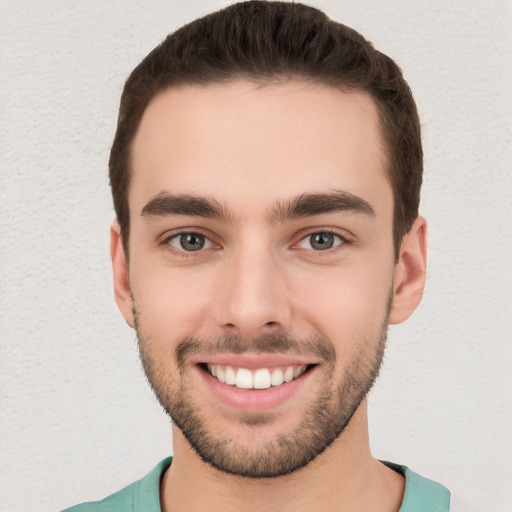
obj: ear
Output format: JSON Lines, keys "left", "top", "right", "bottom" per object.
{"left": 389, "top": 216, "right": 428, "bottom": 325}
{"left": 110, "top": 221, "right": 135, "bottom": 328}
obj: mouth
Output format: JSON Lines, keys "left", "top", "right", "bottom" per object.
{"left": 194, "top": 354, "right": 319, "bottom": 412}
{"left": 201, "top": 363, "right": 313, "bottom": 390}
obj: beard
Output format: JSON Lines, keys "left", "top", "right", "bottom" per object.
{"left": 134, "top": 299, "right": 389, "bottom": 479}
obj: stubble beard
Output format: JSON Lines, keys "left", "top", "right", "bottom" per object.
{"left": 134, "top": 301, "right": 389, "bottom": 479}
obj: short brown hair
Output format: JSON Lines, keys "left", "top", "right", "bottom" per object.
{"left": 109, "top": 1, "right": 422, "bottom": 257}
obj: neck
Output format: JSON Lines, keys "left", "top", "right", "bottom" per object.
{"left": 161, "top": 402, "right": 404, "bottom": 512}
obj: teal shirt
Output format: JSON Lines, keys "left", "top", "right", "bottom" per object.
{"left": 62, "top": 458, "right": 450, "bottom": 512}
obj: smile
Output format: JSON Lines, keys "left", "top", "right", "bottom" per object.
{"left": 206, "top": 363, "right": 309, "bottom": 390}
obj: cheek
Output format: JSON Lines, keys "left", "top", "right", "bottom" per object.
{"left": 130, "top": 266, "right": 214, "bottom": 343}
{"left": 293, "top": 261, "right": 393, "bottom": 339}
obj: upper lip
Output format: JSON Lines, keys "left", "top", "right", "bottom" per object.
{"left": 192, "top": 353, "right": 318, "bottom": 370}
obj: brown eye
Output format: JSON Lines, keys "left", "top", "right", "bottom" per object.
{"left": 168, "top": 233, "right": 213, "bottom": 252}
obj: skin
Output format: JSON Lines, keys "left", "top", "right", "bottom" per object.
{"left": 111, "top": 80, "right": 427, "bottom": 511}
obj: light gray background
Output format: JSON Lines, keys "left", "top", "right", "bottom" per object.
{"left": 1, "top": 1, "right": 511, "bottom": 511}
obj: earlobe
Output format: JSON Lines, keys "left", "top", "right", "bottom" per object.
{"left": 110, "top": 221, "right": 135, "bottom": 328}
{"left": 389, "top": 216, "right": 428, "bottom": 325}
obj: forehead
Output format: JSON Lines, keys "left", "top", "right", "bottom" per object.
{"left": 130, "top": 80, "right": 391, "bottom": 218}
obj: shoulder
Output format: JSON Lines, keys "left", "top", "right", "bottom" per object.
{"left": 60, "top": 458, "right": 172, "bottom": 512}
{"left": 384, "top": 462, "right": 451, "bottom": 512}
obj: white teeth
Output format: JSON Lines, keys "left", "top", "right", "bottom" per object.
{"left": 283, "top": 366, "right": 294, "bottom": 383}
{"left": 207, "top": 364, "right": 308, "bottom": 389}
{"left": 271, "top": 368, "right": 284, "bottom": 386}
{"left": 225, "top": 366, "right": 236, "bottom": 385}
{"left": 235, "top": 368, "right": 253, "bottom": 389}
{"left": 253, "top": 369, "right": 271, "bottom": 389}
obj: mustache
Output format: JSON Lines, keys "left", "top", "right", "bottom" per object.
{"left": 175, "top": 332, "right": 336, "bottom": 369}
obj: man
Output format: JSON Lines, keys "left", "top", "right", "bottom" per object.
{"left": 64, "top": 1, "right": 450, "bottom": 510}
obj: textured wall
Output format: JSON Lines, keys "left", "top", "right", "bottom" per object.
{"left": 0, "top": 1, "right": 511, "bottom": 511}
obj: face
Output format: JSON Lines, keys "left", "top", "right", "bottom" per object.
{"left": 112, "top": 80, "right": 424, "bottom": 478}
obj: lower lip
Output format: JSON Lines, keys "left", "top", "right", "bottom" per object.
{"left": 196, "top": 366, "right": 315, "bottom": 412}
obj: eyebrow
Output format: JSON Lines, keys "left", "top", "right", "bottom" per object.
{"left": 141, "top": 192, "right": 234, "bottom": 222}
{"left": 268, "top": 191, "right": 375, "bottom": 223}
{"left": 140, "top": 190, "right": 375, "bottom": 224}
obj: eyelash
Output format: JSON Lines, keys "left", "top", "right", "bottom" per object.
{"left": 159, "top": 228, "right": 351, "bottom": 256}
{"left": 295, "top": 229, "right": 348, "bottom": 252}
{"left": 159, "top": 230, "right": 218, "bottom": 257}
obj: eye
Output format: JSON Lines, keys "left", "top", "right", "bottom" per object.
{"left": 167, "top": 232, "right": 214, "bottom": 252}
{"left": 297, "top": 231, "right": 344, "bottom": 251}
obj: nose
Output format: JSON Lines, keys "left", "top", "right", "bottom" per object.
{"left": 213, "top": 243, "right": 292, "bottom": 339}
